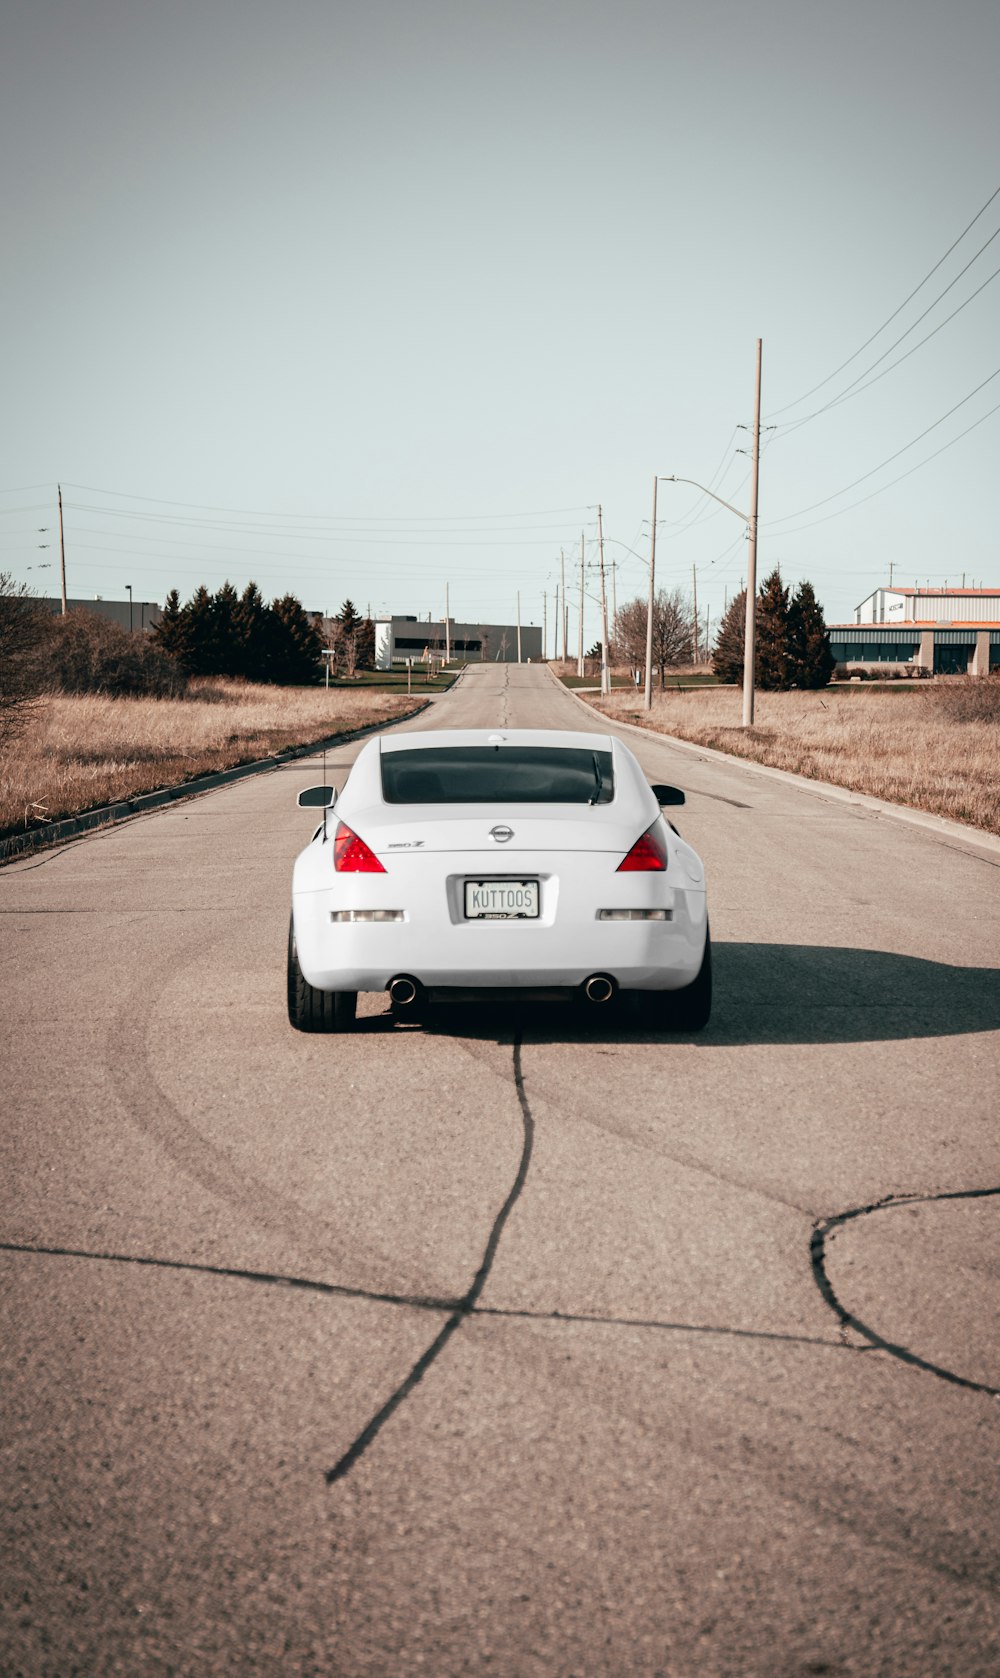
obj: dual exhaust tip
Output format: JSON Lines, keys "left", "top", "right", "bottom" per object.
{"left": 388, "top": 974, "right": 616, "bottom": 1007}
{"left": 388, "top": 975, "right": 422, "bottom": 1008}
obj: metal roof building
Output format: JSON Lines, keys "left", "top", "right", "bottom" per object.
{"left": 829, "top": 587, "right": 1000, "bottom": 675}
{"left": 375, "top": 615, "right": 542, "bottom": 667}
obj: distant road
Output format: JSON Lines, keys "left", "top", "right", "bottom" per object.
{"left": 2, "top": 662, "right": 998, "bottom": 1676}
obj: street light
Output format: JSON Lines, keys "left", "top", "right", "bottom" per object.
{"left": 126, "top": 583, "right": 133, "bottom": 634}
{"left": 663, "top": 338, "right": 762, "bottom": 726}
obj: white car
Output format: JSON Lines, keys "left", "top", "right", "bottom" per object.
{"left": 287, "top": 727, "right": 710, "bottom": 1032}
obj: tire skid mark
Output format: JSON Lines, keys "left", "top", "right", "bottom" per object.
{"left": 0, "top": 1244, "right": 848, "bottom": 1353}
{"left": 0, "top": 1240, "right": 456, "bottom": 1314}
{"left": 810, "top": 1186, "right": 1000, "bottom": 1397}
{"left": 324, "top": 1030, "right": 535, "bottom": 1483}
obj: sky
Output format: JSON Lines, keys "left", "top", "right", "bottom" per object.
{"left": 2, "top": 0, "right": 998, "bottom": 650}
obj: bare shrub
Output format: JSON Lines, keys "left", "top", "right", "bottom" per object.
{"left": 925, "top": 673, "right": 1000, "bottom": 723}
{"left": 0, "top": 684, "right": 419, "bottom": 837}
{"left": 47, "top": 609, "right": 187, "bottom": 698}
{"left": 588, "top": 684, "right": 1000, "bottom": 836}
{"left": 0, "top": 574, "right": 50, "bottom": 744}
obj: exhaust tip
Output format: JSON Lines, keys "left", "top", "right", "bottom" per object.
{"left": 388, "top": 975, "right": 419, "bottom": 1007}
{"left": 583, "top": 974, "right": 616, "bottom": 1003}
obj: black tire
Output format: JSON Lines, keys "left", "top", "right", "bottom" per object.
{"left": 651, "top": 925, "right": 712, "bottom": 1032}
{"left": 287, "top": 916, "right": 357, "bottom": 1033}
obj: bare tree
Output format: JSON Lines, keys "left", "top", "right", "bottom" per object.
{"left": 320, "top": 617, "right": 347, "bottom": 677}
{"left": 612, "top": 589, "right": 694, "bottom": 688}
{"left": 342, "top": 628, "right": 360, "bottom": 679}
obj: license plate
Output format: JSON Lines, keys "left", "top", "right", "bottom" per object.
{"left": 464, "top": 880, "right": 539, "bottom": 920}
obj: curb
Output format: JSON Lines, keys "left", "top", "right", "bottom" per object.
{"left": 1, "top": 698, "right": 435, "bottom": 866}
{"left": 551, "top": 670, "right": 1000, "bottom": 862}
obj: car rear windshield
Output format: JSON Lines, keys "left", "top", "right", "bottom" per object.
{"left": 381, "top": 746, "right": 615, "bottom": 804}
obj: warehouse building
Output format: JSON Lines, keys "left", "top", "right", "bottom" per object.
{"left": 829, "top": 587, "right": 1000, "bottom": 676}
{"left": 38, "top": 596, "right": 162, "bottom": 631}
{"left": 375, "top": 615, "right": 542, "bottom": 667}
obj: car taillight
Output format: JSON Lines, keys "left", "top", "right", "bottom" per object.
{"left": 333, "top": 822, "right": 386, "bottom": 873}
{"left": 616, "top": 821, "right": 668, "bottom": 872}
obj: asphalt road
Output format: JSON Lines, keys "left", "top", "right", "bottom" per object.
{"left": 2, "top": 662, "right": 998, "bottom": 1678}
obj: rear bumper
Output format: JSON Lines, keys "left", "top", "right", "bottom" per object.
{"left": 293, "top": 867, "right": 707, "bottom": 994}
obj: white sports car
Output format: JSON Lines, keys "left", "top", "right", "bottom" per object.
{"left": 287, "top": 727, "right": 710, "bottom": 1032}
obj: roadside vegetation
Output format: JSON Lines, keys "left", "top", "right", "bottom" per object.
{"left": 0, "top": 679, "right": 418, "bottom": 839}
{"left": 0, "top": 577, "right": 427, "bottom": 840}
{"left": 585, "top": 678, "right": 1000, "bottom": 836}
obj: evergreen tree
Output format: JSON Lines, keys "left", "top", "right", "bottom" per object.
{"left": 712, "top": 590, "right": 746, "bottom": 685}
{"left": 181, "top": 586, "right": 217, "bottom": 676}
{"left": 755, "top": 568, "right": 790, "bottom": 691}
{"left": 354, "top": 616, "right": 376, "bottom": 672}
{"left": 149, "top": 589, "right": 191, "bottom": 667}
{"left": 209, "top": 581, "right": 241, "bottom": 676}
{"left": 787, "top": 581, "right": 835, "bottom": 688}
{"left": 269, "top": 594, "right": 324, "bottom": 685}
{"left": 337, "top": 599, "right": 363, "bottom": 636}
{"left": 235, "top": 581, "right": 271, "bottom": 681}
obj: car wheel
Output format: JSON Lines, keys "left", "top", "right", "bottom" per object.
{"left": 287, "top": 916, "right": 357, "bottom": 1033}
{"left": 652, "top": 925, "right": 712, "bottom": 1032}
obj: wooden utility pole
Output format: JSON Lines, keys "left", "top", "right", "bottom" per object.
{"left": 692, "top": 565, "right": 699, "bottom": 665}
{"left": 597, "top": 504, "right": 610, "bottom": 695}
{"left": 58, "top": 484, "right": 67, "bottom": 614}
{"left": 742, "top": 338, "right": 762, "bottom": 728}
{"left": 516, "top": 591, "right": 522, "bottom": 663}
{"left": 578, "top": 532, "right": 585, "bottom": 676}
{"left": 644, "top": 476, "right": 657, "bottom": 710}
{"left": 560, "top": 549, "right": 567, "bottom": 661}
{"left": 445, "top": 582, "right": 450, "bottom": 662}
{"left": 543, "top": 591, "right": 548, "bottom": 661}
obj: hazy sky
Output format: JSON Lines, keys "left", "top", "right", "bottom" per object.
{"left": 2, "top": 0, "right": 998, "bottom": 645}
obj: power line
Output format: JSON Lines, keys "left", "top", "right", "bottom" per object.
{"left": 61, "top": 481, "right": 589, "bottom": 524}
{"left": 773, "top": 235, "right": 1000, "bottom": 439}
{"left": 769, "top": 364, "right": 1000, "bottom": 524}
{"left": 767, "top": 181, "right": 1000, "bottom": 418}
{"left": 765, "top": 393, "right": 1000, "bottom": 538}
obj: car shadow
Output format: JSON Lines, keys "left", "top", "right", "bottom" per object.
{"left": 351, "top": 945, "right": 1000, "bottom": 1047}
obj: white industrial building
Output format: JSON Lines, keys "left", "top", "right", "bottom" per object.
{"left": 375, "top": 615, "right": 542, "bottom": 668}
{"left": 829, "top": 587, "right": 1000, "bottom": 676}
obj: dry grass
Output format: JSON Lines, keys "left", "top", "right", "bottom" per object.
{"left": 0, "top": 678, "right": 419, "bottom": 837}
{"left": 587, "top": 682, "right": 1000, "bottom": 836}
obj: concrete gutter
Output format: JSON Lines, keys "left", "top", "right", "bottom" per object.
{"left": 0, "top": 699, "right": 434, "bottom": 865}
{"left": 555, "top": 670, "right": 1000, "bottom": 863}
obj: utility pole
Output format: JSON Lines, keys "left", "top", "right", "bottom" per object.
{"left": 610, "top": 559, "right": 617, "bottom": 633}
{"left": 578, "top": 532, "right": 585, "bottom": 677}
{"left": 597, "top": 503, "right": 610, "bottom": 695}
{"left": 516, "top": 591, "right": 522, "bottom": 663}
{"left": 560, "top": 549, "right": 567, "bottom": 661}
{"left": 692, "top": 565, "right": 699, "bottom": 665}
{"left": 58, "top": 484, "right": 67, "bottom": 614}
{"left": 543, "top": 591, "right": 548, "bottom": 661}
{"left": 644, "top": 476, "right": 657, "bottom": 710}
{"left": 445, "top": 583, "right": 450, "bottom": 662}
{"left": 742, "top": 338, "right": 762, "bottom": 728}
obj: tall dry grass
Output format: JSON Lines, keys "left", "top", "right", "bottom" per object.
{"left": 0, "top": 679, "right": 417, "bottom": 837}
{"left": 588, "top": 681, "right": 1000, "bottom": 836}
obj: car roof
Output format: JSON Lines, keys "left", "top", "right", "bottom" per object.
{"left": 379, "top": 728, "right": 617, "bottom": 754}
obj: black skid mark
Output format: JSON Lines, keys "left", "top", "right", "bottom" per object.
{"left": 324, "top": 1032, "right": 535, "bottom": 1483}
{"left": 810, "top": 1186, "right": 1000, "bottom": 1398}
{"left": 0, "top": 1240, "right": 457, "bottom": 1314}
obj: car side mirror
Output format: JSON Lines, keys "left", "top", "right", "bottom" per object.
{"left": 650, "top": 783, "right": 685, "bottom": 806}
{"left": 297, "top": 785, "right": 337, "bottom": 808}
